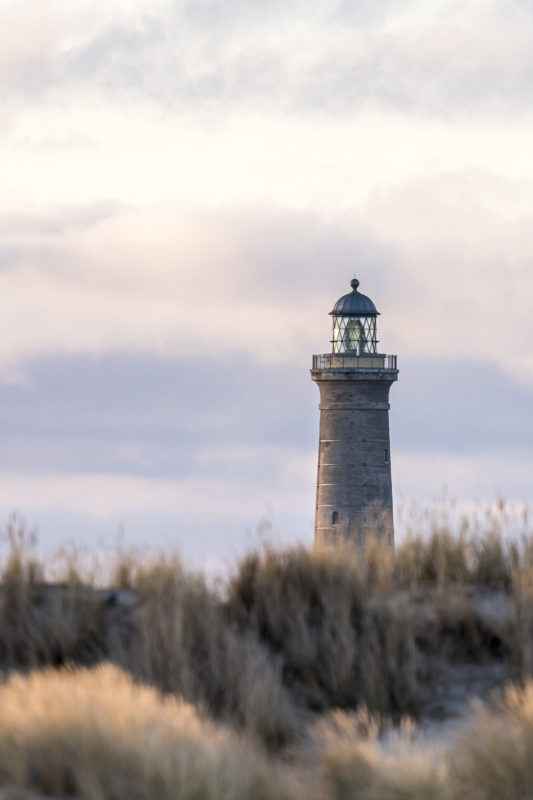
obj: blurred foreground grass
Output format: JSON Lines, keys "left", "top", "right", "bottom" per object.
{"left": 0, "top": 504, "right": 533, "bottom": 798}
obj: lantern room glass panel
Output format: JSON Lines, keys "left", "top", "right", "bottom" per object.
{"left": 332, "top": 316, "right": 377, "bottom": 354}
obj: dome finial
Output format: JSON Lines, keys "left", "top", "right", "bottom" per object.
{"left": 350, "top": 278, "right": 360, "bottom": 291}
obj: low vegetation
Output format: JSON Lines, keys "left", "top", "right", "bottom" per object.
{"left": 0, "top": 663, "right": 299, "bottom": 800}
{"left": 0, "top": 505, "right": 532, "bottom": 797}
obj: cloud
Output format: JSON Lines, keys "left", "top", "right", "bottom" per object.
{"left": 391, "top": 357, "right": 533, "bottom": 454}
{"left": 67, "top": 3, "right": 533, "bottom": 117}
{"left": 1, "top": 348, "right": 532, "bottom": 543}
{"left": 0, "top": 461, "right": 315, "bottom": 559}
{"left": 394, "top": 449, "right": 533, "bottom": 504}
{"left": 1, "top": 184, "right": 533, "bottom": 387}
{"left": 2, "top": 348, "right": 532, "bottom": 557}
{"left": 0, "top": 202, "right": 121, "bottom": 237}
{"left": 0, "top": 353, "right": 316, "bottom": 475}
{"left": 3, "top": 0, "right": 533, "bottom": 119}
{"left": 360, "top": 170, "right": 533, "bottom": 382}
{"left": 179, "top": 0, "right": 401, "bottom": 30}
{"left": 0, "top": 1, "right": 59, "bottom": 92}
{"left": 0, "top": 202, "right": 396, "bottom": 365}
{"left": 2, "top": 1, "right": 532, "bottom": 557}
{"left": 4, "top": 350, "right": 531, "bottom": 480}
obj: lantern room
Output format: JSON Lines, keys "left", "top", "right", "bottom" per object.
{"left": 330, "top": 278, "right": 379, "bottom": 355}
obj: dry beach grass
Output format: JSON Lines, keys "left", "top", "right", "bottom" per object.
{"left": 2, "top": 665, "right": 533, "bottom": 799}
{"left": 0, "top": 505, "right": 531, "bottom": 797}
{"left": 0, "top": 664, "right": 300, "bottom": 800}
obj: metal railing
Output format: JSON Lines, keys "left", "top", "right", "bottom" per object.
{"left": 312, "top": 353, "right": 398, "bottom": 370}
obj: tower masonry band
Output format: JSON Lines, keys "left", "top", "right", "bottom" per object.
{"left": 311, "top": 279, "right": 398, "bottom": 549}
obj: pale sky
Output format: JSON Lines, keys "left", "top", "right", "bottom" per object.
{"left": 1, "top": 0, "right": 533, "bottom": 564}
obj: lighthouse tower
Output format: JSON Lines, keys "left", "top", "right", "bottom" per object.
{"left": 311, "top": 279, "right": 398, "bottom": 549}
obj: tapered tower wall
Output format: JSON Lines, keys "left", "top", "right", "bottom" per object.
{"left": 311, "top": 366, "right": 397, "bottom": 549}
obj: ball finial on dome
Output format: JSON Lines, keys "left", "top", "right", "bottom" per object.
{"left": 350, "top": 278, "right": 360, "bottom": 291}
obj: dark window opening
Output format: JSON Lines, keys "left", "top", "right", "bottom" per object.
{"left": 384, "top": 448, "right": 390, "bottom": 464}
{"left": 332, "top": 511, "right": 339, "bottom": 524}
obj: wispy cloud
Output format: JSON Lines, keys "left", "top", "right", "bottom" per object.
{"left": 5, "top": 0, "right": 533, "bottom": 118}
{"left": 0, "top": 189, "right": 532, "bottom": 384}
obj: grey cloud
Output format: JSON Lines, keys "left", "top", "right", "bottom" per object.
{"left": 3, "top": 352, "right": 532, "bottom": 483}
{"left": 180, "top": 0, "right": 404, "bottom": 29}
{"left": 0, "top": 53, "right": 58, "bottom": 99}
{"left": 209, "top": 209, "right": 396, "bottom": 300}
{"left": 7, "top": 1, "right": 531, "bottom": 118}
{"left": 391, "top": 357, "right": 533, "bottom": 455}
{"left": 68, "top": 24, "right": 154, "bottom": 93}
{"left": 62, "top": 3, "right": 533, "bottom": 117}
{"left": 181, "top": 0, "right": 287, "bottom": 29}
{"left": 1, "top": 351, "right": 531, "bottom": 557}
{"left": 332, "top": 0, "right": 406, "bottom": 25}
{"left": 67, "top": 21, "right": 286, "bottom": 109}
{"left": 0, "top": 353, "right": 316, "bottom": 478}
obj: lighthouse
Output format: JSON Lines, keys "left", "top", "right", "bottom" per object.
{"left": 311, "top": 279, "right": 398, "bottom": 549}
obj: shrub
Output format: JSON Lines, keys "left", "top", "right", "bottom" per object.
{"left": 114, "top": 556, "right": 300, "bottom": 748}
{"left": 226, "top": 546, "right": 421, "bottom": 716}
{"left": 449, "top": 681, "right": 533, "bottom": 799}
{"left": 0, "top": 663, "right": 302, "bottom": 800}
{"left": 306, "top": 709, "right": 446, "bottom": 800}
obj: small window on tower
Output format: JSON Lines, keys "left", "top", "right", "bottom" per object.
{"left": 332, "top": 511, "right": 339, "bottom": 524}
{"left": 384, "top": 449, "right": 390, "bottom": 464}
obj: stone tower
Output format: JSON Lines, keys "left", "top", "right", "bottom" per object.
{"left": 311, "top": 278, "right": 398, "bottom": 549}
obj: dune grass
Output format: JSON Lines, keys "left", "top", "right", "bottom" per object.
{"left": 226, "top": 546, "right": 420, "bottom": 716}
{"left": 3, "top": 662, "right": 533, "bottom": 800}
{"left": 112, "top": 555, "right": 300, "bottom": 748}
{"left": 0, "top": 663, "right": 301, "bottom": 800}
{"left": 306, "top": 709, "right": 446, "bottom": 800}
{"left": 0, "top": 507, "right": 532, "bottom": 742}
{"left": 0, "top": 505, "right": 532, "bottom": 798}
{"left": 449, "top": 680, "right": 533, "bottom": 800}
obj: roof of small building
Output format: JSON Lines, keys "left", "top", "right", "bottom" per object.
{"left": 329, "top": 279, "right": 380, "bottom": 317}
